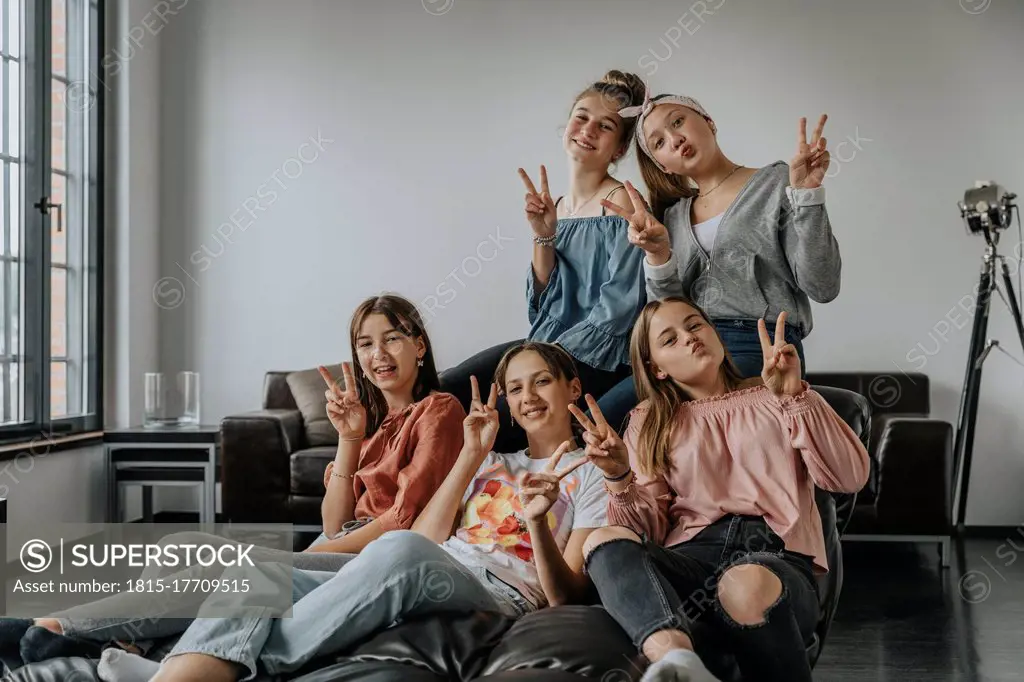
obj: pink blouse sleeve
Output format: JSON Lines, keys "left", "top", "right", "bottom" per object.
{"left": 606, "top": 406, "right": 674, "bottom": 544}
{"left": 775, "top": 383, "right": 871, "bottom": 493}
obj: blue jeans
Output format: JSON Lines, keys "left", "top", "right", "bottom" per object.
{"left": 54, "top": 532, "right": 357, "bottom": 647}
{"left": 715, "top": 318, "right": 806, "bottom": 379}
{"left": 595, "top": 318, "right": 807, "bottom": 429}
{"left": 166, "top": 531, "right": 531, "bottom": 680}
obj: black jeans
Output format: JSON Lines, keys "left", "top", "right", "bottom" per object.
{"left": 440, "top": 339, "right": 630, "bottom": 453}
{"left": 585, "top": 515, "right": 820, "bottom": 682}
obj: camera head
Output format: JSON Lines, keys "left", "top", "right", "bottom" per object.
{"left": 958, "top": 181, "right": 1017, "bottom": 239}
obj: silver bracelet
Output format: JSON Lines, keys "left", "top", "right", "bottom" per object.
{"left": 533, "top": 233, "right": 557, "bottom": 247}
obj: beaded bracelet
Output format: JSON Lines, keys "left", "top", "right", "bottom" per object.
{"left": 533, "top": 233, "right": 556, "bottom": 247}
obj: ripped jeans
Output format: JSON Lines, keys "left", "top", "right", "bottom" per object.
{"left": 584, "top": 515, "right": 819, "bottom": 682}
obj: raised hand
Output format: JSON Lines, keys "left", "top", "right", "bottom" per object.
{"left": 320, "top": 363, "right": 367, "bottom": 440}
{"left": 463, "top": 375, "right": 500, "bottom": 455}
{"left": 758, "top": 312, "right": 804, "bottom": 397}
{"left": 518, "top": 439, "right": 589, "bottom": 522}
{"left": 518, "top": 166, "right": 557, "bottom": 239}
{"left": 600, "top": 181, "right": 671, "bottom": 261}
{"left": 568, "top": 395, "right": 630, "bottom": 479}
{"left": 789, "top": 114, "right": 830, "bottom": 189}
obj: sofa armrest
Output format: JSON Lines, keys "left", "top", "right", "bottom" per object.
{"left": 872, "top": 416, "right": 953, "bottom": 533}
{"left": 221, "top": 409, "right": 304, "bottom": 523}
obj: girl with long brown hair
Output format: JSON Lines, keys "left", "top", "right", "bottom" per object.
{"left": 575, "top": 297, "right": 869, "bottom": 682}
{"left": 1, "top": 294, "right": 467, "bottom": 671}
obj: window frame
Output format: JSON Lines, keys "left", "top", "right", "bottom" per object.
{"left": 0, "top": 0, "right": 104, "bottom": 444}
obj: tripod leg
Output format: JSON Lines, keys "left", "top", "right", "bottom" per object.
{"left": 999, "top": 260, "right": 1024, "bottom": 354}
{"left": 952, "top": 268, "right": 993, "bottom": 528}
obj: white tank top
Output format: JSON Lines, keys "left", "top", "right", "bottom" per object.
{"left": 693, "top": 213, "right": 724, "bottom": 255}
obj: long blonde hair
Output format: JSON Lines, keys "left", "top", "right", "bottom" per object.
{"left": 628, "top": 296, "right": 745, "bottom": 478}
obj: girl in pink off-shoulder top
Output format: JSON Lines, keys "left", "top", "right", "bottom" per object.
{"left": 571, "top": 296, "right": 869, "bottom": 682}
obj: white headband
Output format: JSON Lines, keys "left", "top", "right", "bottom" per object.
{"left": 619, "top": 89, "right": 712, "bottom": 172}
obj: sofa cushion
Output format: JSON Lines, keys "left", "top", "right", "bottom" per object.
{"left": 291, "top": 447, "right": 338, "bottom": 496}
{"left": 287, "top": 364, "right": 345, "bottom": 447}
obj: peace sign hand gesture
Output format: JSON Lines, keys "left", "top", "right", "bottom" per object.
{"left": 320, "top": 363, "right": 367, "bottom": 441}
{"left": 464, "top": 375, "right": 500, "bottom": 456}
{"left": 790, "top": 114, "right": 831, "bottom": 189}
{"left": 600, "top": 181, "right": 671, "bottom": 262}
{"left": 568, "top": 395, "right": 630, "bottom": 479}
{"left": 518, "top": 439, "right": 589, "bottom": 523}
{"left": 518, "top": 166, "right": 558, "bottom": 239}
{"left": 758, "top": 312, "right": 804, "bottom": 397}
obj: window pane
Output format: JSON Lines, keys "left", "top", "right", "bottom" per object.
{"left": 7, "top": 0, "right": 19, "bottom": 59}
{"left": 50, "top": 266, "right": 65, "bottom": 357}
{"left": 4, "top": 360, "right": 21, "bottom": 424}
{"left": 9, "top": 158, "right": 18, "bottom": 256}
{"left": 51, "top": 172, "right": 64, "bottom": 262}
{"left": 0, "top": 260, "right": 5, "bottom": 355}
{"left": 0, "top": 160, "right": 5, "bottom": 257}
{"left": 50, "top": 361, "right": 65, "bottom": 418}
{"left": 51, "top": 80, "right": 65, "bottom": 172}
{"left": 2, "top": 263, "right": 20, "bottom": 425}
{"left": 52, "top": 0, "right": 66, "bottom": 78}
{"left": 7, "top": 59, "right": 18, "bottom": 158}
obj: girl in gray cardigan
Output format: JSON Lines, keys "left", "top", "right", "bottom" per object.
{"left": 602, "top": 90, "right": 841, "bottom": 382}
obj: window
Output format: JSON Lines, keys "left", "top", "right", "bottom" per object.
{"left": 0, "top": 0, "right": 103, "bottom": 441}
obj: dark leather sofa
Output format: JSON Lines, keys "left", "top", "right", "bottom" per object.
{"left": 807, "top": 372, "right": 954, "bottom": 565}
{"left": 8, "top": 374, "right": 871, "bottom": 682}
{"left": 218, "top": 369, "right": 953, "bottom": 564}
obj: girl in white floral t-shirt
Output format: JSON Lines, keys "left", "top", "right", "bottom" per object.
{"left": 148, "top": 341, "right": 610, "bottom": 682}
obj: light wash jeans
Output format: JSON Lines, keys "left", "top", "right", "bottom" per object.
{"left": 52, "top": 531, "right": 356, "bottom": 648}
{"left": 167, "top": 530, "right": 532, "bottom": 680}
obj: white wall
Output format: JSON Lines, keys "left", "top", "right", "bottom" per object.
{"left": 1, "top": 445, "right": 108, "bottom": 552}
{"left": 105, "top": 0, "right": 162, "bottom": 429}
{"left": 154, "top": 0, "right": 1024, "bottom": 525}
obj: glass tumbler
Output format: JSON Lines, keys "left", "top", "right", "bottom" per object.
{"left": 179, "top": 371, "right": 201, "bottom": 426}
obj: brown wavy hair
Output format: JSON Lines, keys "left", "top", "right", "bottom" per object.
{"left": 628, "top": 296, "right": 745, "bottom": 478}
{"left": 349, "top": 294, "right": 440, "bottom": 437}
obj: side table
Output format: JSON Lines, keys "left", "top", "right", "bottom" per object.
{"left": 105, "top": 426, "right": 220, "bottom": 524}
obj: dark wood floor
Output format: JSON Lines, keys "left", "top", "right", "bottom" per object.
{"left": 815, "top": 535, "right": 1024, "bottom": 681}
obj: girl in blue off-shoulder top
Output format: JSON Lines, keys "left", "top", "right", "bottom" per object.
{"left": 442, "top": 70, "right": 649, "bottom": 451}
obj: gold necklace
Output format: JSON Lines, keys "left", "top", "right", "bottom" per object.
{"left": 567, "top": 180, "right": 608, "bottom": 218}
{"left": 697, "top": 165, "right": 742, "bottom": 199}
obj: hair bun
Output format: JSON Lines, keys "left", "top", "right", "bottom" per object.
{"left": 600, "top": 70, "right": 646, "bottom": 108}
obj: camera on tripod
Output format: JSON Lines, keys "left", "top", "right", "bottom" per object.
{"left": 952, "top": 180, "right": 1024, "bottom": 529}
{"left": 958, "top": 181, "right": 1017, "bottom": 237}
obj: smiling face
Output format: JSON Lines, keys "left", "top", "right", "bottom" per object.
{"left": 563, "top": 93, "right": 627, "bottom": 168}
{"left": 502, "top": 350, "right": 580, "bottom": 437}
{"left": 353, "top": 313, "right": 425, "bottom": 398}
{"left": 644, "top": 300, "right": 726, "bottom": 387}
{"left": 642, "top": 103, "right": 718, "bottom": 175}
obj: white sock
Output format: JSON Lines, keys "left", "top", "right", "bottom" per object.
{"left": 96, "top": 647, "right": 161, "bottom": 682}
{"left": 641, "top": 648, "right": 722, "bottom": 682}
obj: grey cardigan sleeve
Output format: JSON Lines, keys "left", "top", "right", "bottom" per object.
{"left": 779, "top": 185, "right": 842, "bottom": 303}
{"left": 643, "top": 251, "right": 686, "bottom": 300}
